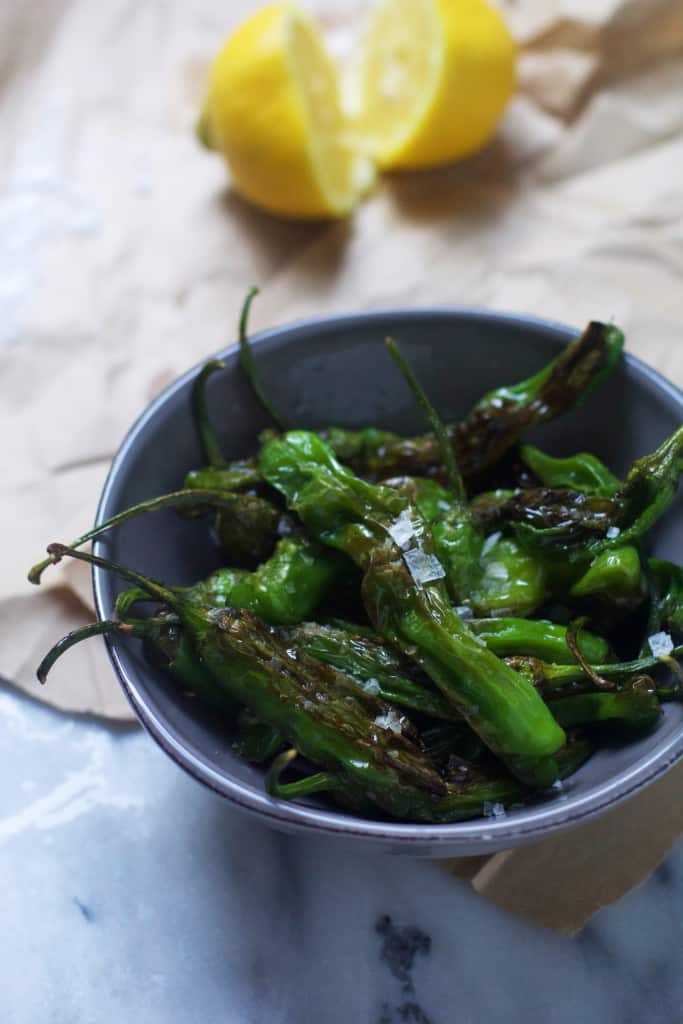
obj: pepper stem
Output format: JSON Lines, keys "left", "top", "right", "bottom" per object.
{"left": 42, "top": 543, "right": 178, "bottom": 609}
{"left": 265, "top": 748, "right": 340, "bottom": 800}
{"left": 37, "top": 620, "right": 123, "bottom": 683}
{"left": 238, "top": 287, "right": 288, "bottom": 430}
{"left": 565, "top": 617, "right": 615, "bottom": 690}
{"left": 115, "top": 587, "right": 155, "bottom": 617}
{"left": 385, "top": 337, "right": 465, "bottom": 502}
{"left": 28, "top": 489, "right": 256, "bottom": 585}
{"left": 192, "top": 360, "right": 227, "bottom": 467}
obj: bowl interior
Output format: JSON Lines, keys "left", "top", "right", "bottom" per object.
{"left": 94, "top": 310, "right": 683, "bottom": 854}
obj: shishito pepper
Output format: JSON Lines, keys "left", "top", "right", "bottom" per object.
{"left": 570, "top": 546, "right": 645, "bottom": 609}
{"left": 468, "top": 617, "right": 612, "bottom": 664}
{"left": 385, "top": 475, "right": 546, "bottom": 617}
{"left": 645, "top": 559, "right": 683, "bottom": 639}
{"left": 475, "top": 424, "right": 683, "bottom": 560}
{"left": 259, "top": 430, "right": 567, "bottom": 786}
{"left": 117, "top": 533, "right": 348, "bottom": 627}
{"left": 289, "top": 621, "right": 458, "bottom": 721}
{"left": 356, "top": 321, "right": 624, "bottom": 482}
{"left": 518, "top": 445, "right": 621, "bottom": 498}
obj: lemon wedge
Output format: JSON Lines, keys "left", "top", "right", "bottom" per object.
{"left": 198, "top": 3, "right": 373, "bottom": 219}
{"left": 353, "top": 0, "right": 516, "bottom": 170}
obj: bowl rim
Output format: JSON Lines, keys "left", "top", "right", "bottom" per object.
{"left": 93, "top": 306, "right": 683, "bottom": 850}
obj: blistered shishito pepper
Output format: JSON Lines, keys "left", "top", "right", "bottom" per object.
{"left": 357, "top": 321, "right": 624, "bottom": 482}
{"left": 506, "top": 647, "right": 683, "bottom": 700}
{"left": 519, "top": 445, "right": 621, "bottom": 497}
{"left": 547, "top": 685, "right": 660, "bottom": 732}
{"left": 120, "top": 533, "right": 346, "bottom": 627}
{"left": 468, "top": 617, "right": 612, "bottom": 664}
{"left": 38, "top": 548, "right": 533, "bottom": 824}
{"left": 570, "top": 546, "right": 645, "bottom": 609}
{"left": 424, "top": 684, "right": 658, "bottom": 752}
{"left": 260, "top": 430, "right": 567, "bottom": 786}
{"left": 645, "top": 559, "right": 683, "bottom": 639}
{"left": 289, "top": 621, "right": 459, "bottom": 721}
{"left": 477, "top": 424, "right": 683, "bottom": 561}
{"left": 385, "top": 476, "right": 545, "bottom": 617}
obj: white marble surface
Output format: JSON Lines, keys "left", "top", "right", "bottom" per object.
{"left": 2, "top": 685, "right": 681, "bottom": 1024}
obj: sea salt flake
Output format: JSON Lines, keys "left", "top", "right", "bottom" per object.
{"left": 403, "top": 548, "right": 446, "bottom": 585}
{"left": 606, "top": 526, "right": 621, "bottom": 539}
{"left": 485, "top": 561, "right": 509, "bottom": 581}
{"left": 481, "top": 531, "right": 502, "bottom": 557}
{"left": 363, "top": 678, "right": 381, "bottom": 695}
{"left": 648, "top": 631, "right": 674, "bottom": 658}
{"left": 387, "top": 509, "right": 416, "bottom": 549}
{"left": 483, "top": 801, "right": 506, "bottom": 819}
{"left": 374, "top": 710, "right": 404, "bottom": 735}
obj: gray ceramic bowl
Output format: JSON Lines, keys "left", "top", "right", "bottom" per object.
{"left": 93, "top": 309, "right": 683, "bottom": 857}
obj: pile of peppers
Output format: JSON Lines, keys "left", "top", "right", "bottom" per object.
{"left": 31, "top": 295, "right": 683, "bottom": 823}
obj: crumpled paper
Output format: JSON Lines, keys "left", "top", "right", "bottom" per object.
{"left": 1, "top": 0, "right": 682, "bottom": 929}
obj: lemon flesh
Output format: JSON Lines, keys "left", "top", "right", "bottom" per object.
{"left": 200, "top": 3, "right": 372, "bottom": 218}
{"left": 356, "top": 0, "right": 516, "bottom": 170}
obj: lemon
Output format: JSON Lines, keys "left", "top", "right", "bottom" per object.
{"left": 353, "top": 0, "right": 516, "bottom": 170}
{"left": 198, "top": 3, "right": 373, "bottom": 219}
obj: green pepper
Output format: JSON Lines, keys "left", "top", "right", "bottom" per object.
{"left": 469, "top": 617, "right": 612, "bottom": 664}
{"left": 547, "top": 685, "right": 660, "bottom": 732}
{"left": 233, "top": 708, "right": 286, "bottom": 763}
{"left": 184, "top": 463, "right": 262, "bottom": 493}
{"left": 319, "top": 426, "right": 402, "bottom": 468}
{"left": 260, "top": 430, "right": 566, "bottom": 786}
{"left": 360, "top": 321, "right": 623, "bottom": 481}
{"left": 211, "top": 318, "right": 623, "bottom": 492}
{"left": 519, "top": 445, "right": 621, "bottom": 497}
{"left": 289, "top": 621, "right": 458, "bottom": 721}
{"left": 225, "top": 536, "right": 349, "bottom": 624}
{"left": 486, "top": 425, "right": 683, "bottom": 562}
{"left": 144, "top": 534, "right": 347, "bottom": 626}
{"left": 506, "top": 646, "right": 683, "bottom": 699}
{"left": 385, "top": 477, "right": 545, "bottom": 617}
{"left": 645, "top": 559, "right": 683, "bottom": 638}
{"left": 570, "top": 546, "right": 645, "bottom": 608}
{"left": 470, "top": 537, "right": 546, "bottom": 618}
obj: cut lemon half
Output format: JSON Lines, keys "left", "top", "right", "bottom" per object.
{"left": 353, "top": 0, "right": 516, "bottom": 170}
{"left": 198, "top": 3, "right": 374, "bottom": 219}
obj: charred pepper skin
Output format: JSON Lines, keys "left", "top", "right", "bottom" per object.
{"left": 475, "top": 425, "right": 683, "bottom": 563}
{"left": 260, "top": 430, "right": 566, "bottom": 786}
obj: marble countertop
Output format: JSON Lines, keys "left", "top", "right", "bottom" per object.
{"left": 2, "top": 685, "right": 681, "bottom": 1024}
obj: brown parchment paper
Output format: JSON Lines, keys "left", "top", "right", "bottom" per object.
{"left": 1, "top": 0, "right": 681, "bottom": 929}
